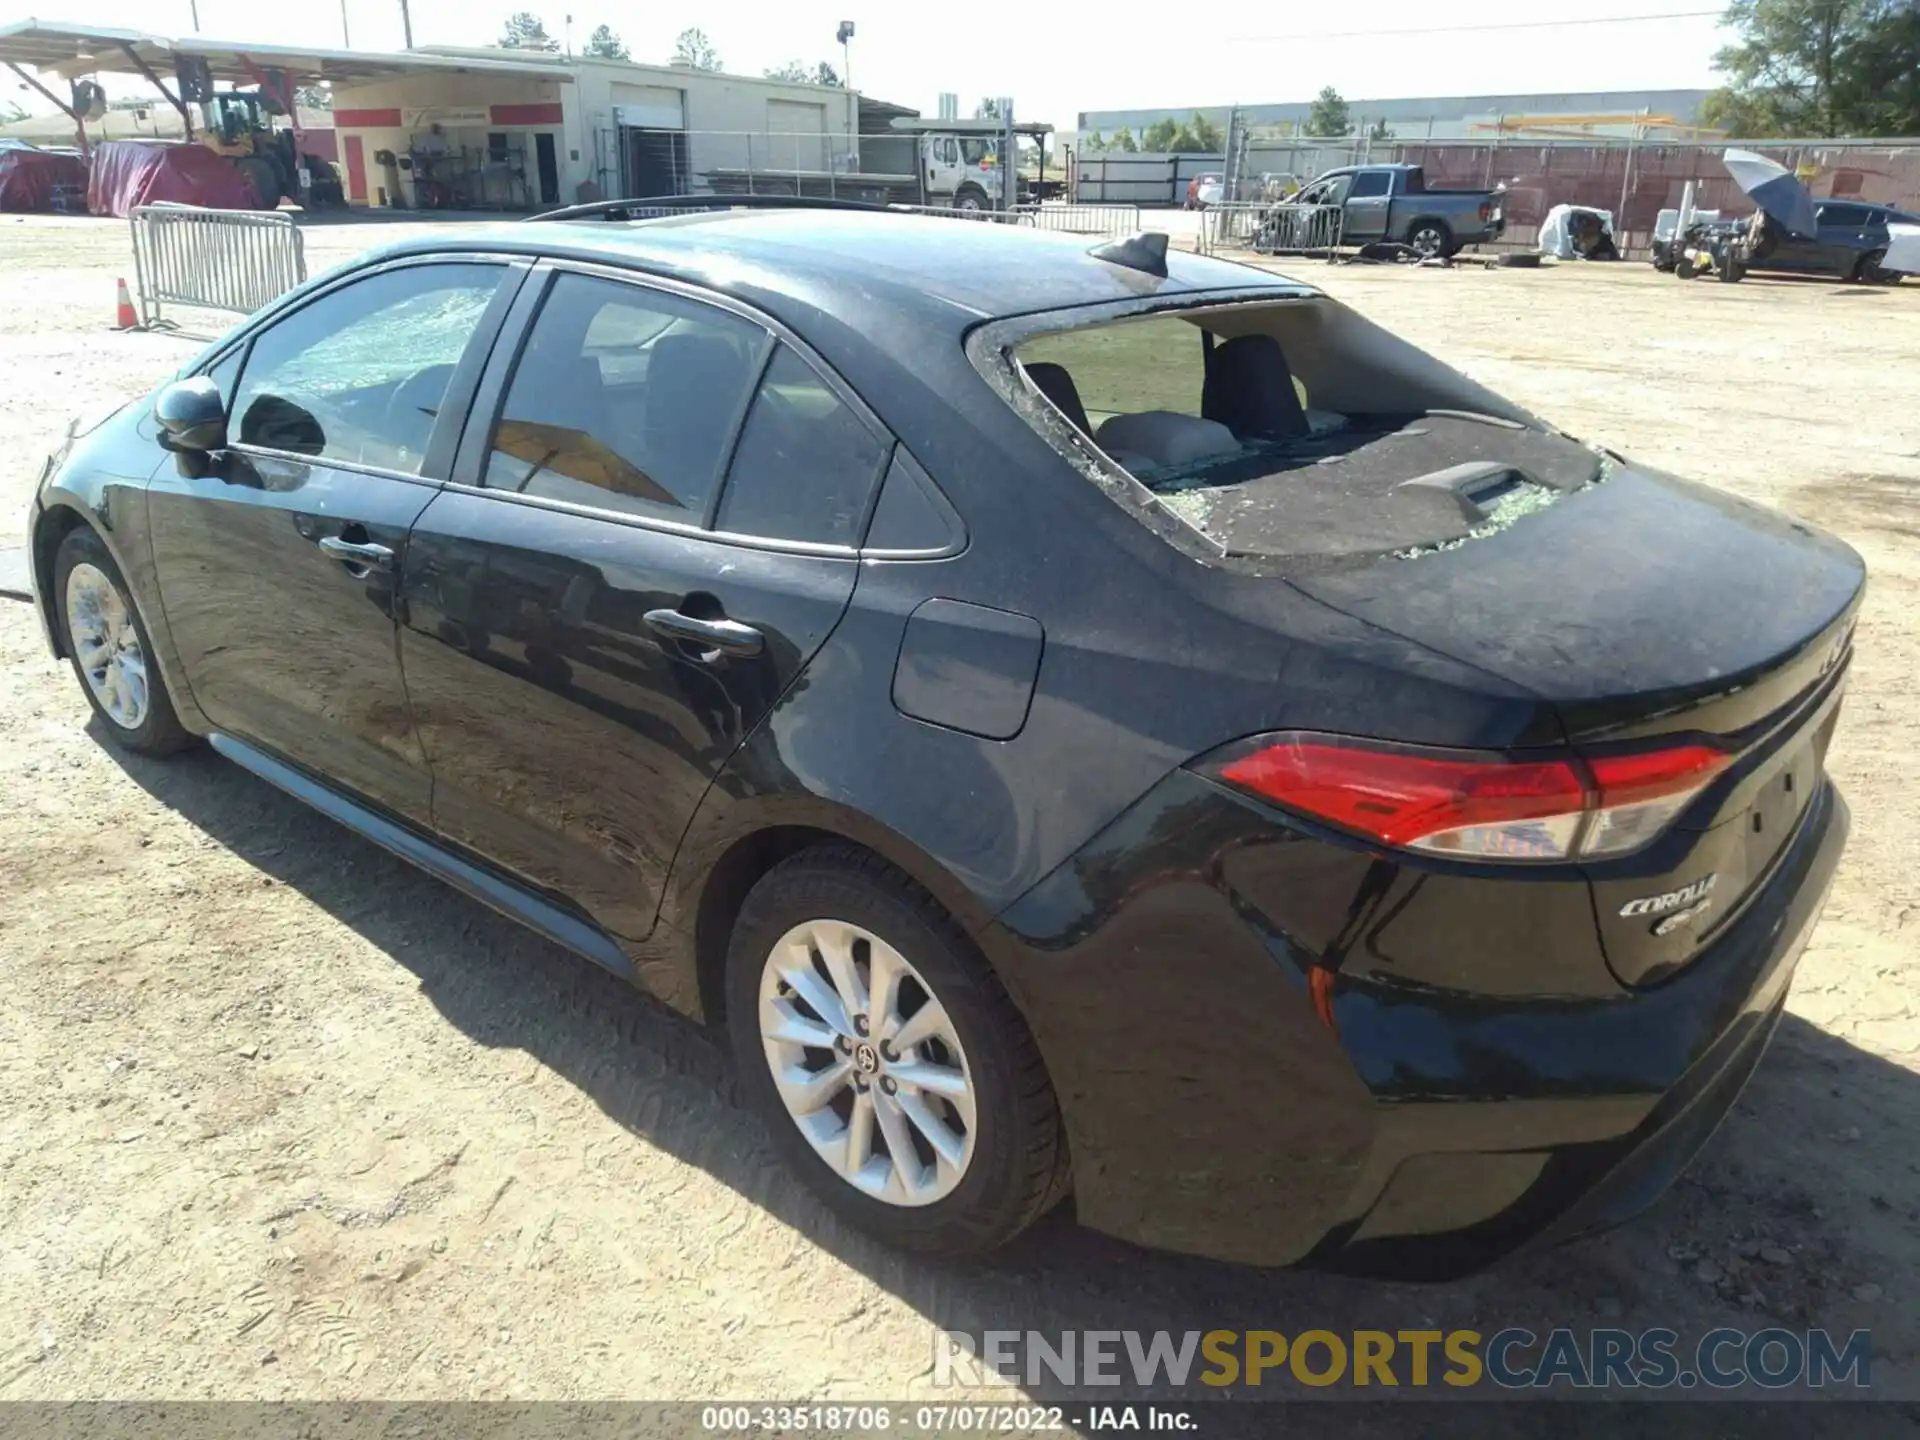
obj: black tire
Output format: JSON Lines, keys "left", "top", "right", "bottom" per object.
{"left": 1407, "top": 219, "right": 1453, "bottom": 258}
{"left": 52, "top": 527, "right": 194, "bottom": 757}
{"left": 1853, "top": 249, "right": 1901, "bottom": 285}
{"left": 236, "top": 155, "right": 280, "bottom": 210}
{"left": 1718, "top": 258, "right": 1746, "bottom": 283}
{"left": 953, "top": 185, "right": 989, "bottom": 215}
{"left": 725, "top": 844, "right": 1070, "bottom": 1256}
{"left": 1676, "top": 258, "right": 1698, "bottom": 279}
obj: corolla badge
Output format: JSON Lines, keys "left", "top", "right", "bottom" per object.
{"left": 1620, "top": 873, "right": 1718, "bottom": 919}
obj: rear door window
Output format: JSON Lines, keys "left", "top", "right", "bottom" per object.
{"left": 229, "top": 262, "right": 505, "bottom": 473}
{"left": 715, "top": 346, "right": 890, "bottom": 545}
{"left": 483, "top": 272, "right": 768, "bottom": 524}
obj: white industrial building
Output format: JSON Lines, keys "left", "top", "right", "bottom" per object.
{"left": 0, "top": 22, "right": 881, "bottom": 211}
{"left": 330, "top": 48, "right": 867, "bottom": 209}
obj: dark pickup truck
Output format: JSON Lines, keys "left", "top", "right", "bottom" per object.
{"left": 1293, "top": 163, "right": 1505, "bottom": 257}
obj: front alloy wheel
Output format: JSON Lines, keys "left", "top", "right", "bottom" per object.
{"left": 66, "top": 562, "right": 149, "bottom": 731}
{"left": 758, "top": 919, "right": 976, "bottom": 1204}
{"left": 53, "top": 526, "right": 193, "bottom": 757}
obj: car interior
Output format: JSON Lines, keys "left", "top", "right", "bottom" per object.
{"left": 1013, "top": 306, "right": 1605, "bottom": 560}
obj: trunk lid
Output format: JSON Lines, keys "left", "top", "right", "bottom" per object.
{"left": 1288, "top": 464, "right": 1864, "bottom": 986}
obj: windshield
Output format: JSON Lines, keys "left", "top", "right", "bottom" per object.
{"left": 1004, "top": 300, "right": 1604, "bottom": 563}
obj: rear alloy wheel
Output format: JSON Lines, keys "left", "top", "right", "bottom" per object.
{"left": 758, "top": 918, "right": 976, "bottom": 1205}
{"left": 726, "top": 846, "right": 1069, "bottom": 1254}
{"left": 54, "top": 527, "right": 192, "bottom": 757}
{"left": 1408, "top": 221, "right": 1452, "bottom": 258}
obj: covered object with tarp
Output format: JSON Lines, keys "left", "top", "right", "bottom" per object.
{"left": 87, "top": 139, "right": 256, "bottom": 217}
{"left": 0, "top": 144, "right": 88, "bottom": 211}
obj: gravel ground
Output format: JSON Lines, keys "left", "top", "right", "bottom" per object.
{"left": 2, "top": 212, "right": 1918, "bottom": 1415}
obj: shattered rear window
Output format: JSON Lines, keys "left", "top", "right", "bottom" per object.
{"left": 1007, "top": 302, "right": 1604, "bottom": 564}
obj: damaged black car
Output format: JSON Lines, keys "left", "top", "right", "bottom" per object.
{"left": 28, "top": 205, "right": 1861, "bottom": 1276}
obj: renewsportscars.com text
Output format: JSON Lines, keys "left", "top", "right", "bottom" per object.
{"left": 934, "top": 1327, "right": 1872, "bottom": 1391}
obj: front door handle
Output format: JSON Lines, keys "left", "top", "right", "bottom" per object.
{"left": 318, "top": 536, "right": 394, "bottom": 572}
{"left": 644, "top": 607, "right": 764, "bottom": 658}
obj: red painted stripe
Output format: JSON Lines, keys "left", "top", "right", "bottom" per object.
{"left": 344, "top": 134, "right": 368, "bottom": 202}
{"left": 334, "top": 107, "right": 403, "bottom": 128}
{"left": 490, "top": 103, "right": 564, "bottom": 126}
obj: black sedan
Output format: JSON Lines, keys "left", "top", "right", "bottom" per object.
{"left": 1749, "top": 199, "right": 1918, "bottom": 282}
{"left": 25, "top": 201, "right": 1861, "bottom": 1278}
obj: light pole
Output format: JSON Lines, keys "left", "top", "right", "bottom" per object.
{"left": 836, "top": 20, "right": 855, "bottom": 167}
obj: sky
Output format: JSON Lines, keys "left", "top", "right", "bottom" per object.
{"left": 3, "top": 0, "right": 1733, "bottom": 124}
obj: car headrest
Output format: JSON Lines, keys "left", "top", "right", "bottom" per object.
{"left": 1202, "top": 333, "right": 1309, "bottom": 442}
{"left": 1023, "top": 361, "right": 1092, "bottom": 436}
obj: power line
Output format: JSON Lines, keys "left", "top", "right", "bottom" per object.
{"left": 1228, "top": 10, "right": 1723, "bottom": 42}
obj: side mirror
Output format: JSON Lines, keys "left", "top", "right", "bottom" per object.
{"left": 154, "top": 376, "right": 227, "bottom": 453}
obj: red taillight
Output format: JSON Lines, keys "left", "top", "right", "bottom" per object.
{"left": 1209, "top": 733, "right": 1732, "bottom": 862}
{"left": 1479, "top": 202, "right": 1491, "bottom": 220}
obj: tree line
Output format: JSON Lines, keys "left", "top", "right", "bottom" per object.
{"left": 1704, "top": 0, "right": 1920, "bottom": 137}
{"left": 1079, "top": 90, "right": 1390, "bottom": 153}
{"left": 496, "top": 13, "right": 841, "bottom": 83}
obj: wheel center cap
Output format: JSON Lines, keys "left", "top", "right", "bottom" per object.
{"left": 852, "top": 1041, "right": 881, "bottom": 1075}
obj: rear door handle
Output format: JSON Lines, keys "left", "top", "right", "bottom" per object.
{"left": 318, "top": 536, "right": 394, "bottom": 572}
{"left": 643, "top": 607, "right": 764, "bottom": 658}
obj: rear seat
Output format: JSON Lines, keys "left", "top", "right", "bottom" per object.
{"left": 1094, "top": 412, "right": 1240, "bottom": 469}
{"left": 1022, "top": 359, "right": 1238, "bottom": 474}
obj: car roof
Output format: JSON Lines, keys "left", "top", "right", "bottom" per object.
{"left": 368, "top": 208, "right": 1306, "bottom": 332}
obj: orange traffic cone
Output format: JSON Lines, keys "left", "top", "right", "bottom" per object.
{"left": 114, "top": 277, "right": 138, "bottom": 330}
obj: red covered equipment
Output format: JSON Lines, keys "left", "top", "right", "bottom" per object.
{"left": 0, "top": 146, "right": 90, "bottom": 212}
{"left": 87, "top": 140, "right": 258, "bottom": 218}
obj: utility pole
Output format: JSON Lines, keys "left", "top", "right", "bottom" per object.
{"left": 837, "top": 21, "right": 856, "bottom": 170}
{"left": 340, "top": 0, "right": 351, "bottom": 48}
{"left": 188, "top": 0, "right": 201, "bottom": 31}
{"left": 399, "top": 0, "right": 414, "bottom": 48}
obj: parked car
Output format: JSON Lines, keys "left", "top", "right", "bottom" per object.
{"left": 1746, "top": 200, "right": 1918, "bottom": 282}
{"left": 27, "top": 200, "right": 1859, "bottom": 1278}
{"left": 1184, "top": 172, "right": 1222, "bottom": 209}
{"left": 1292, "top": 162, "right": 1505, "bottom": 256}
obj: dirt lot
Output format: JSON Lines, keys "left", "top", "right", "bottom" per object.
{"left": 2, "top": 212, "right": 1918, "bottom": 1412}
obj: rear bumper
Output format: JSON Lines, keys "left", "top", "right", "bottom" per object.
{"left": 994, "top": 772, "right": 1848, "bottom": 1277}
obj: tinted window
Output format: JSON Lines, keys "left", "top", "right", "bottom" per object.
{"left": 230, "top": 263, "right": 503, "bottom": 473}
{"left": 1819, "top": 203, "right": 1870, "bottom": 227}
{"left": 484, "top": 273, "right": 764, "bottom": 523}
{"left": 716, "top": 347, "right": 889, "bottom": 544}
{"left": 1348, "top": 170, "right": 1392, "bottom": 198}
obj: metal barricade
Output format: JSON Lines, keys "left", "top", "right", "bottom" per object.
{"left": 884, "top": 201, "right": 1003, "bottom": 223}
{"left": 128, "top": 205, "right": 308, "bottom": 329}
{"left": 1199, "top": 202, "right": 1344, "bottom": 257}
{"left": 879, "top": 201, "right": 1144, "bottom": 240}
{"left": 1013, "top": 203, "right": 1144, "bottom": 239}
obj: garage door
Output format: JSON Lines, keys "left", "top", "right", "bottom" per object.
{"left": 612, "top": 84, "right": 684, "bottom": 130}
{"left": 766, "top": 100, "right": 827, "bottom": 171}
